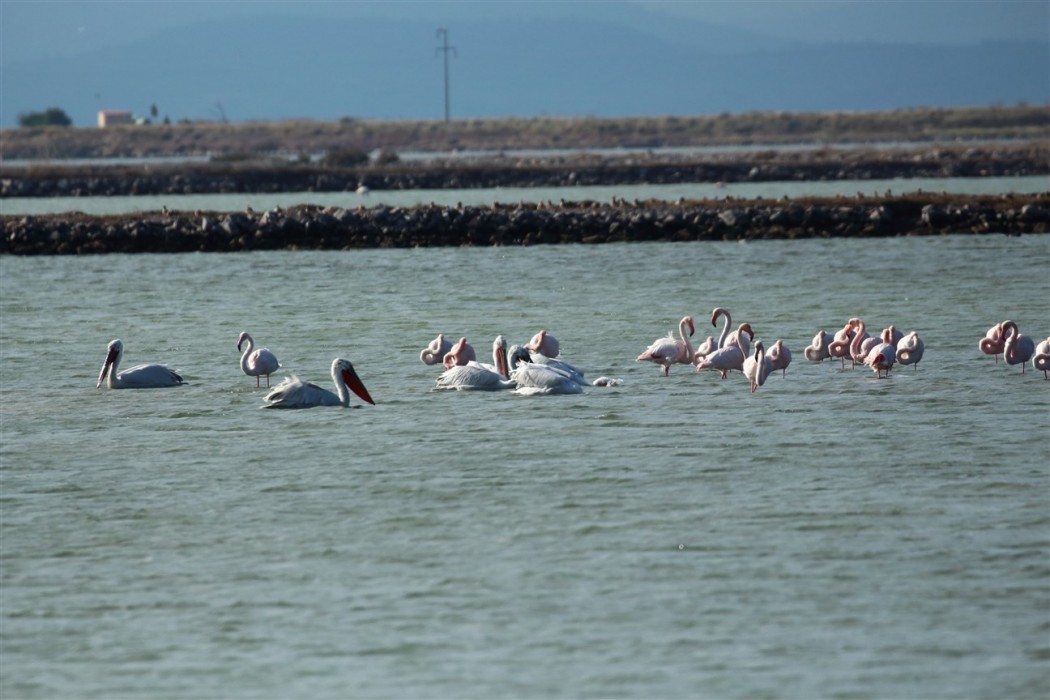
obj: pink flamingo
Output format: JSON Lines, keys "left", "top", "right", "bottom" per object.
{"left": 827, "top": 320, "right": 858, "bottom": 368}
{"left": 695, "top": 323, "right": 754, "bottom": 379}
{"left": 524, "top": 329, "right": 560, "bottom": 358}
{"left": 743, "top": 340, "right": 773, "bottom": 393}
{"left": 766, "top": 339, "right": 792, "bottom": 376}
{"left": 804, "top": 330, "right": 834, "bottom": 363}
{"left": 441, "top": 337, "right": 477, "bottom": 369}
{"left": 896, "top": 331, "right": 925, "bottom": 369}
{"left": 1001, "top": 321, "right": 1035, "bottom": 372}
{"left": 710, "top": 307, "right": 753, "bottom": 351}
{"left": 637, "top": 316, "right": 696, "bottom": 376}
{"left": 862, "top": 326, "right": 897, "bottom": 378}
{"left": 420, "top": 334, "right": 454, "bottom": 365}
{"left": 979, "top": 322, "right": 1006, "bottom": 363}
{"left": 237, "top": 331, "right": 281, "bottom": 387}
{"left": 1032, "top": 337, "right": 1050, "bottom": 379}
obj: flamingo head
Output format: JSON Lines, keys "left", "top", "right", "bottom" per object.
{"left": 740, "top": 323, "right": 755, "bottom": 340}
{"left": 683, "top": 316, "right": 695, "bottom": 336}
{"left": 710, "top": 307, "right": 728, "bottom": 327}
{"left": 97, "top": 339, "right": 123, "bottom": 388}
{"left": 237, "top": 331, "right": 250, "bottom": 352}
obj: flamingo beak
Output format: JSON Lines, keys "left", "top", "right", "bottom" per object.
{"left": 341, "top": 368, "right": 375, "bottom": 405}
{"left": 687, "top": 318, "right": 695, "bottom": 336}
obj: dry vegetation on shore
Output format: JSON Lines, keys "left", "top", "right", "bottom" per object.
{"left": 3, "top": 105, "right": 1047, "bottom": 161}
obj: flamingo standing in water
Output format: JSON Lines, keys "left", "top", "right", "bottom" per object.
{"left": 96, "top": 339, "right": 184, "bottom": 389}
{"left": 420, "top": 334, "right": 454, "bottom": 365}
{"left": 827, "top": 321, "right": 858, "bottom": 368}
{"left": 441, "top": 337, "right": 477, "bottom": 368}
{"left": 435, "top": 336, "right": 515, "bottom": 391}
{"left": 743, "top": 341, "right": 773, "bottom": 393}
{"left": 636, "top": 316, "right": 696, "bottom": 376}
{"left": 524, "top": 329, "right": 560, "bottom": 358}
{"left": 979, "top": 322, "right": 1006, "bottom": 363}
{"left": 766, "top": 339, "right": 792, "bottom": 376}
{"left": 1001, "top": 321, "right": 1035, "bottom": 373}
{"left": 804, "top": 330, "right": 834, "bottom": 363}
{"left": 862, "top": 326, "right": 897, "bottom": 378}
{"left": 896, "top": 331, "right": 925, "bottom": 369}
{"left": 1032, "top": 337, "right": 1050, "bottom": 379}
{"left": 263, "top": 358, "right": 375, "bottom": 408}
{"left": 695, "top": 323, "right": 754, "bottom": 378}
{"left": 237, "top": 331, "right": 280, "bottom": 387}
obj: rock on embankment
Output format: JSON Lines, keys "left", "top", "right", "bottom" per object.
{"left": 3, "top": 195, "right": 1048, "bottom": 255}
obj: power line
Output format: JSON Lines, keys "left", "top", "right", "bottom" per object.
{"left": 435, "top": 28, "right": 456, "bottom": 122}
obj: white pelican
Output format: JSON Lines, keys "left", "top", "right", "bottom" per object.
{"left": 96, "top": 339, "right": 184, "bottom": 389}
{"left": 743, "top": 341, "right": 773, "bottom": 393}
{"left": 636, "top": 316, "right": 695, "bottom": 376}
{"left": 895, "top": 331, "right": 925, "bottom": 369}
{"left": 435, "top": 336, "right": 514, "bottom": 391}
{"left": 509, "top": 349, "right": 585, "bottom": 395}
{"left": 263, "top": 358, "right": 375, "bottom": 408}
{"left": 237, "top": 331, "right": 281, "bottom": 387}
{"left": 420, "top": 334, "right": 454, "bottom": 365}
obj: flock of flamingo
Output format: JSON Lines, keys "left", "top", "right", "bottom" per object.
{"left": 93, "top": 316, "right": 1050, "bottom": 408}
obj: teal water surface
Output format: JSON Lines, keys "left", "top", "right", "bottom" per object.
{"left": 1, "top": 233, "right": 1048, "bottom": 699}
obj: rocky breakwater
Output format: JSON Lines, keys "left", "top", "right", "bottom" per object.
{"left": 3, "top": 194, "right": 1048, "bottom": 255}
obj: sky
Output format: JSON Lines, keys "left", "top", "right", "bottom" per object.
{"left": 3, "top": 0, "right": 1048, "bottom": 64}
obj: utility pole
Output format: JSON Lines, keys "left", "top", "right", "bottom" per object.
{"left": 435, "top": 28, "right": 456, "bottom": 122}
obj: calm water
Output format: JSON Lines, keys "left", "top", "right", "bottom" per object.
{"left": 2, "top": 233, "right": 1049, "bottom": 699}
{"left": 2, "top": 175, "right": 1047, "bottom": 217}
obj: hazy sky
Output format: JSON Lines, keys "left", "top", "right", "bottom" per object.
{"left": 3, "top": 0, "right": 1048, "bottom": 64}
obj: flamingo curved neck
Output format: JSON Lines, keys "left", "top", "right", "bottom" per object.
{"left": 678, "top": 317, "right": 695, "bottom": 360}
{"left": 715, "top": 309, "right": 732, "bottom": 349}
{"left": 239, "top": 334, "right": 255, "bottom": 374}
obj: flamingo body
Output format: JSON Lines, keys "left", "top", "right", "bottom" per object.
{"left": 441, "top": 337, "right": 477, "bottom": 369}
{"left": 263, "top": 358, "right": 375, "bottom": 408}
{"left": 979, "top": 323, "right": 1005, "bottom": 363}
{"left": 896, "top": 331, "right": 925, "bottom": 368}
{"left": 1032, "top": 337, "right": 1050, "bottom": 379}
{"left": 804, "top": 330, "right": 834, "bottom": 362}
{"left": 96, "top": 339, "right": 184, "bottom": 389}
{"left": 524, "top": 329, "right": 560, "bottom": 358}
{"left": 743, "top": 341, "right": 773, "bottom": 392}
{"left": 420, "top": 334, "right": 454, "bottom": 365}
{"left": 767, "top": 339, "right": 792, "bottom": 376}
{"left": 1002, "top": 321, "right": 1035, "bottom": 372}
{"left": 637, "top": 316, "right": 695, "bottom": 376}
{"left": 237, "top": 331, "right": 281, "bottom": 387}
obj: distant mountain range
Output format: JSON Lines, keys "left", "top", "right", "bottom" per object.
{"left": 4, "top": 13, "right": 1047, "bottom": 128}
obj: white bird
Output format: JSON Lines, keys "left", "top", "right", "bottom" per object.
{"left": 636, "top": 315, "right": 696, "bottom": 376}
{"left": 804, "top": 330, "right": 834, "bottom": 362}
{"left": 435, "top": 336, "right": 515, "bottom": 391}
{"left": 508, "top": 345, "right": 584, "bottom": 395}
{"left": 895, "top": 331, "right": 925, "bottom": 369}
{"left": 766, "top": 339, "right": 792, "bottom": 376}
{"left": 695, "top": 323, "right": 754, "bottom": 378}
{"left": 263, "top": 358, "right": 375, "bottom": 408}
{"left": 1032, "top": 337, "right": 1050, "bottom": 379}
{"left": 1001, "top": 320, "right": 1035, "bottom": 373}
{"left": 96, "top": 339, "right": 184, "bottom": 389}
{"left": 237, "top": 331, "right": 281, "bottom": 387}
{"left": 419, "top": 334, "right": 454, "bottom": 366}
{"left": 743, "top": 340, "right": 773, "bottom": 393}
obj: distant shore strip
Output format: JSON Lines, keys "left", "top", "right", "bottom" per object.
{"left": 3, "top": 194, "right": 1047, "bottom": 255}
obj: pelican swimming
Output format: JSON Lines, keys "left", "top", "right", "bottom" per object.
{"left": 237, "top": 331, "right": 281, "bottom": 387}
{"left": 96, "top": 339, "right": 184, "bottom": 389}
{"left": 435, "top": 336, "right": 515, "bottom": 391}
{"left": 262, "top": 358, "right": 375, "bottom": 408}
